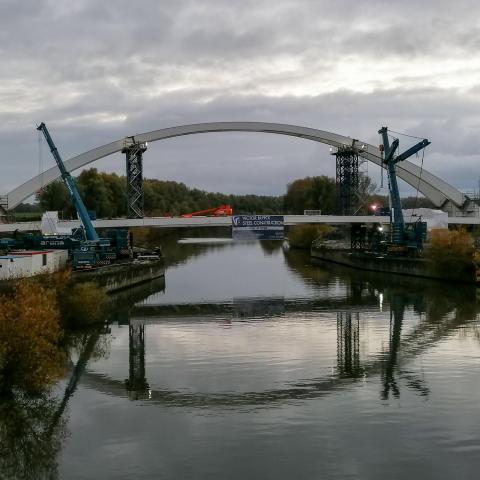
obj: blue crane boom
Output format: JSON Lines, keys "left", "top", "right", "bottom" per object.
{"left": 37, "top": 122, "right": 99, "bottom": 242}
{"left": 378, "top": 127, "right": 431, "bottom": 245}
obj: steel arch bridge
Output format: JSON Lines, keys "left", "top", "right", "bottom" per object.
{"left": 4, "top": 121, "right": 467, "bottom": 211}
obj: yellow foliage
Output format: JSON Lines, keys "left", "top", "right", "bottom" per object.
{"left": 425, "top": 228, "right": 475, "bottom": 279}
{"left": 0, "top": 280, "right": 66, "bottom": 394}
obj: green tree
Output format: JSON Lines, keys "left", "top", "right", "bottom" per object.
{"left": 284, "top": 176, "right": 336, "bottom": 214}
{"left": 37, "top": 181, "right": 72, "bottom": 218}
{"left": 36, "top": 168, "right": 285, "bottom": 218}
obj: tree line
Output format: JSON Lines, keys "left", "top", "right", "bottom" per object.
{"left": 36, "top": 168, "right": 285, "bottom": 218}
{"left": 32, "top": 168, "right": 434, "bottom": 219}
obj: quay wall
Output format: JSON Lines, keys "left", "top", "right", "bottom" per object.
{"left": 72, "top": 258, "right": 165, "bottom": 293}
{"left": 311, "top": 246, "right": 475, "bottom": 283}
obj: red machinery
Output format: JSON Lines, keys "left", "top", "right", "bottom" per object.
{"left": 181, "top": 205, "right": 233, "bottom": 218}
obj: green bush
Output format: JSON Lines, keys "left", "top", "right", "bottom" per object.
{"left": 287, "top": 224, "right": 335, "bottom": 249}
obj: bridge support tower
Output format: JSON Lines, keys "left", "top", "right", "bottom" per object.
{"left": 122, "top": 137, "right": 147, "bottom": 219}
{"left": 332, "top": 146, "right": 363, "bottom": 215}
{"left": 0, "top": 196, "right": 7, "bottom": 223}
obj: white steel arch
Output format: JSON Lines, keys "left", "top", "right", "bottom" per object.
{"left": 5, "top": 122, "right": 465, "bottom": 210}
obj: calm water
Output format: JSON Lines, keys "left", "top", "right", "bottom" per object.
{"left": 4, "top": 237, "right": 480, "bottom": 479}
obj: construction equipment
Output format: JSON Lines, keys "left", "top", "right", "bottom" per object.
{"left": 181, "top": 205, "right": 233, "bottom": 218}
{"left": 36, "top": 122, "right": 112, "bottom": 269}
{"left": 378, "top": 126, "right": 430, "bottom": 255}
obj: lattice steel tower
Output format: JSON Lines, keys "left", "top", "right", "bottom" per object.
{"left": 332, "top": 145, "right": 362, "bottom": 215}
{"left": 0, "top": 196, "right": 7, "bottom": 219}
{"left": 122, "top": 137, "right": 147, "bottom": 219}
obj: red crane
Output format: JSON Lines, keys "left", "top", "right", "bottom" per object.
{"left": 181, "top": 205, "right": 233, "bottom": 218}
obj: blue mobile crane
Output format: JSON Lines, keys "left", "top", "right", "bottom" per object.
{"left": 37, "top": 122, "right": 112, "bottom": 269}
{"left": 378, "top": 126, "right": 431, "bottom": 255}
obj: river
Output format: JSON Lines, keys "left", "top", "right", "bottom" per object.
{"left": 2, "top": 234, "right": 480, "bottom": 479}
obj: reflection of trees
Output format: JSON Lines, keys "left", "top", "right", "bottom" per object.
{"left": 0, "top": 280, "right": 67, "bottom": 478}
{"left": 282, "top": 247, "right": 331, "bottom": 284}
{"left": 0, "top": 323, "right": 106, "bottom": 480}
{"left": 0, "top": 391, "right": 66, "bottom": 480}
{"left": 259, "top": 240, "right": 283, "bottom": 256}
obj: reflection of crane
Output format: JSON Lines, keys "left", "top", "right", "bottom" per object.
{"left": 381, "top": 293, "right": 430, "bottom": 399}
{"left": 47, "top": 328, "right": 102, "bottom": 437}
{"left": 181, "top": 205, "right": 232, "bottom": 218}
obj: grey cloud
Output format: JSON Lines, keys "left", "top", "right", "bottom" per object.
{"left": 1, "top": 0, "right": 480, "bottom": 200}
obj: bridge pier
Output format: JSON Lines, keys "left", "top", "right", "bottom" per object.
{"left": 332, "top": 145, "right": 365, "bottom": 215}
{"left": 122, "top": 138, "right": 147, "bottom": 219}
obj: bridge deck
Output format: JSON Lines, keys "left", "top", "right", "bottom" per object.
{"left": 0, "top": 215, "right": 390, "bottom": 232}
{"left": 0, "top": 214, "right": 478, "bottom": 233}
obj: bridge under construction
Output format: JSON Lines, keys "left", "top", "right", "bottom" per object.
{"left": 1, "top": 121, "right": 476, "bottom": 218}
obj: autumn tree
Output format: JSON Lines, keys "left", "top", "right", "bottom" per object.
{"left": 425, "top": 228, "right": 475, "bottom": 280}
{"left": 0, "top": 280, "right": 66, "bottom": 395}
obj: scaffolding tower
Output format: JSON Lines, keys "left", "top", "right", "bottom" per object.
{"left": 0, "top": 196, "right": 7, "bottom": 220}
{"left": 332, "top": 145, "right": 364, "bottom": 215}
{"left": 122, "top": 137, "right": 147, "bottom": 219}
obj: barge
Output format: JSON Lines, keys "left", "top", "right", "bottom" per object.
{"left": 72, "top": 256, "right": 165, "bottom": 293}
{"left": 311, "top": 243, "right": 476, "bottom": 284}
{"left": 0, "top": 248, "right": 165, "bottom": 294}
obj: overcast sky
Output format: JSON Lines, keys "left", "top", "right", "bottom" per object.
{"left": 1, "top": 0, "right": 480, "bottom": 200}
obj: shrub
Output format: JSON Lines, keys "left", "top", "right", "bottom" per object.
{"left": 425, "top": 228, "right": 475, "bottom": 279}
{"left": 61, "top": 282, "right": 107, "bottom": 325}
{"left": 0, "top": 280, "right": 66, "bottom": 394}
{"left": 288, "top": 224, "right": 336, "bottom": 249}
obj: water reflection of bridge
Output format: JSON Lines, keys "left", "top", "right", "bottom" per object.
{"left": 55, "top": 243, "right": 479, "bottom": 412}
{"left": 70, "top": 286, "right": 472, "bottom": 407}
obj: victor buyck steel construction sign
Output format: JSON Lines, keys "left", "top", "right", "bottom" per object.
{"left": 232, "top": 215, "right": 284, "bottom": 240}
